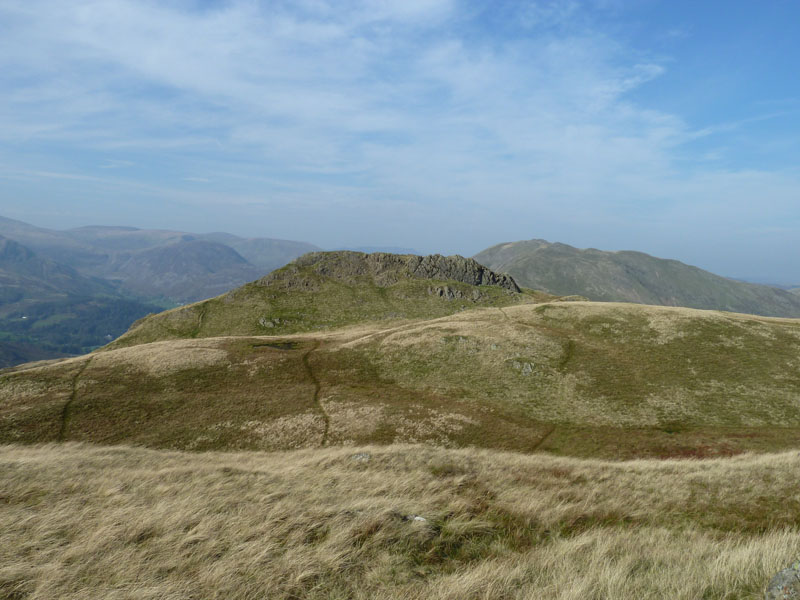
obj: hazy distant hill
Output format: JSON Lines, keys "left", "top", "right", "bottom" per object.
{"left": 108, "top": 239, "right": 264, "bottom": 303}
{"left": 0, "top": 216, "right": 108, "bottom": 272}
{"left": 0, "top": 216, "right": 320, "bottom": 303}
{"left": 0, "top": 236, "right": 161, "bottom": 366}
{"left": 0, "top": 235, "right": 114, "bottom": 302}
{"left": 474, "top": 239, "right": 800, "bottom": 318}
{"left": 791, "top": 288, "right": 800, "bottom": 295}
{"left": 200, "top": 233, "right": 321, "bottom": 271}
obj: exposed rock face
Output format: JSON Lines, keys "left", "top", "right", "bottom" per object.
{"left": 261, "top": 251, "right": 521, "bottom": 292}
{"left": 766, "top": 561, "right": 800, "bottom": 599}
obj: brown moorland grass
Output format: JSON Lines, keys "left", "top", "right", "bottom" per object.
{"left": 1, "top": 443, "right": 800, "bottom": 599}
{"left": 2, "top": 301, "right": 800, "bottom": 458}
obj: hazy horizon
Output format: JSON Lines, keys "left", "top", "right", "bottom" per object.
{"left": 2, "top": 1, "right": 799, "bottom": 283}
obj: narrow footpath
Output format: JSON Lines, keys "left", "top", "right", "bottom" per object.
{"left": 58, "top": 357, "right": 93, "bottom": 441}
{"left": 301, "top": 340, "right": 329, "bottom": 446}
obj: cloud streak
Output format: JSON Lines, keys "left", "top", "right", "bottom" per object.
{"left": 0, "top": 0, "right": 798, "bottom": 281}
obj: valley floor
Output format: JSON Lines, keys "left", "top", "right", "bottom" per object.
{"left": 2, "top": 442, "right": 798, "bottom": 599}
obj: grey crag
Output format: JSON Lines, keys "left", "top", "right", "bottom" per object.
{"left": 264, "top": 251, "right": 521, "bottom": 292}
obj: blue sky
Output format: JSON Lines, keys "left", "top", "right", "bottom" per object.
{"left": 1, "top": 0, "right": 799, "bottom": 283}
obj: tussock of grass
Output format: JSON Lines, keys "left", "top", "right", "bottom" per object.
{"left": 1, "top": 443, "right": 799, "bottom": 599}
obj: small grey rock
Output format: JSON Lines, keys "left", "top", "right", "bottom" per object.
{"left": 401, "top": 514, "right": 427, "bottom": 523}
{"left": 521, "top": 362, "right": 533, "bottom": 376}
{"left": 351, "top": 452, "right": 371, "bottom": 462}
{"left": 766, "top": 561, "right": 800, "bottom": 599}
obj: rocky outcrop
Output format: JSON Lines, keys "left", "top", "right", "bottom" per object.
{"left": 261, "top": 251, "right": 520, "bottom": 292}
{"left": 766, "top": 561, "right": 800, "bottom": 599}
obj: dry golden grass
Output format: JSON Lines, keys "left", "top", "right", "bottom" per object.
{"left": 90, "top": 338, "right": 230, "bottom": 375}
{"left": 2, "top": 442, "right": 800, "bottom": 599}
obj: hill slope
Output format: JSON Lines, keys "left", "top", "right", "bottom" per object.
{"left": 108, "top": 251, "right": 539, "bottom": 349}
{"left": 0, "top": 236, "right": 162, "bottom": 366}
{"left": 4, "top": 300, "right": 800, "bottom": 459}
{"left": 474, "top": 239, "right": 800, "bottom": 318}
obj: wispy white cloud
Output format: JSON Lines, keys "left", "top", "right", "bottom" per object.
{"left": 0, "top": 0, "right": 798, "bottom": 279}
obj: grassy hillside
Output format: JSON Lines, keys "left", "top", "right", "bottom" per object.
{"left": 1, "top": 442, "right": 798, "bottom": 599}
{"left": 475, "top": 239, "right": 800, "bottom": 318}
{"left": 4, "top": 301, "right": 800, "bottom": 459}
{"left": 108, "top": 251, "right": 542, "bottom": 349}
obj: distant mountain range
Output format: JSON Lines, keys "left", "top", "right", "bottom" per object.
{"left": 3, "top": 215, "right": 800, "bottom": 369}
{"left": 0, "top": 216, "right": 320, "bottom": 303}
{"left": 474, "top": 239, "right": 800, "bottom": 318}
{"left": 0, "top": 216, "right": 320, "bottom": 366}
{"left": 0, "top": 235, "right": 162, "bottom": 366}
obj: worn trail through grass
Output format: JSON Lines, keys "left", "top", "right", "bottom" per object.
{"left": 302, "top": 340, "right": 328, "bottom": 446}
{"left": 58, "top": 357, "right": 92, "bottom": 442}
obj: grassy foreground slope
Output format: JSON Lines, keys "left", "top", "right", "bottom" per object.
{"left": 474, "top": 239, "right": 800, "bottom": 317}
{"left": 2, "top": 443, "right": 799, "bottom": 599}
{"left": 3, "top": 301, "right": 800, "bottom": 458}
{"left": 109, "top": 251, "right": 542, "bottom": 349}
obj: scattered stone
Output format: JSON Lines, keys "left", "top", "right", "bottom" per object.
{"left": 258, "top": 317, "right": 287, "bottom": 328}
{"left": 521, "top": 362, "right": 533, "bottom": 376}
{"left": 428, "top": 285, "right": 464, "bottom": 300}
{"left": 511, "top": 360, "right": 534, "bottom": 376}
{"left": 766, "top": 561, "right": 800, "bottom": 599}
{"left": 401, "top": 514, "right": 427, "bottom": 523}
{"left": 351, "top": 452, "right": 371, "bottom": 462}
